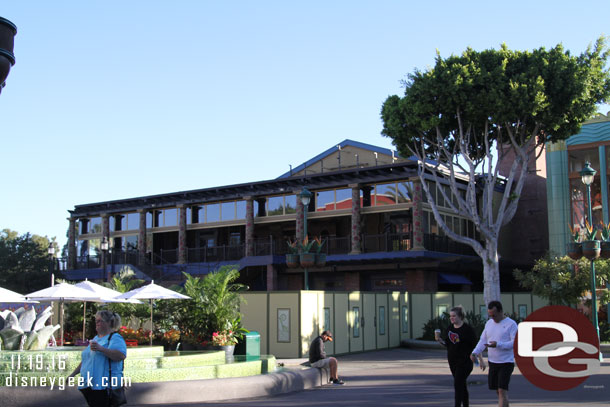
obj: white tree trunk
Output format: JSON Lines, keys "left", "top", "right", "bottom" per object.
{"left": 482, "top": 240, "right": 501, "bottom": 305}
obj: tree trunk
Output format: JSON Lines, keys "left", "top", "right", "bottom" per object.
{"left": 482, "top": 240, "right": 501, "bottom": 306}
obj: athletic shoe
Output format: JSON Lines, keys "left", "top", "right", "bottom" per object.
{"left": 332, "top": 379, "right": 345, "bottom": 385}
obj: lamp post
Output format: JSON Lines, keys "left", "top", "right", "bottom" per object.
{"left": 580, "top": 161, "right": 601, "bottom": 345}
{"left": 101, "top": 236, "right": 109, "bottom": 281}
{"left": 299, "top": 187, "right": 312, "bottom": 290}
{"left": 47, "top": 243, "right": 55, "bottom": 286}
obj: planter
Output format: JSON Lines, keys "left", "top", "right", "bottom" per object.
{"left": 285, "top": 253, "right": 299, "bottom": 268}
{"left": 300, "top": 253, "right": 316, "bottom": 267}
{"left": 566, "top": 242, "right": 582, "bottom": 260}
{"left": 601, "top": 241, "right": 610, "bottom": 259}
{"left": 582, "top": 240, "right": 601, "bottom": 260}
{"left": 315, "top": 253, "right": 326, "bottom": 267}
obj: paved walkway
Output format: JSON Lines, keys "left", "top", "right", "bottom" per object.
{"left": 129, "top": 347, "right": 610, "bottom": 407}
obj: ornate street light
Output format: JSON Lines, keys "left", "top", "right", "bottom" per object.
{"left": 580, "top": 161, "right": 601, "bottom": 347}
{"left": 47, "top": 243, "right": 55, "bottom": 286}
{"left": 299, "top": 188, "right": 312, "bottom": 290}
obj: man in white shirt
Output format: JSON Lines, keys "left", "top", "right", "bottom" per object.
{"left": 471, "top": 301, "right": 518, "bottom": 407}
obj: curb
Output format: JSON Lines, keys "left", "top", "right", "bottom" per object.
{"left": 0, "top": 367, "right": 330, "bottom": 406}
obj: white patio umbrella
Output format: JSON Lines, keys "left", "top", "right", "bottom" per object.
{"left": 25, "top": 283, "right": 103, "bottom": 346}
{"left": 0, "top": 286, "right": 39, "bottom": 304}
{"left": 116, "top": 280, "right": 190, "bottom": 346}
{"left": 74, "top": 280, "right": 142, "bottom": 341}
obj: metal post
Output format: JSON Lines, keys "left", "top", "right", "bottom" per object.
{"left": 303, "top": 206, "right": 309, "bottom": 290}
{"left": 585, "top": 182, "right": 601, "bottom": 347}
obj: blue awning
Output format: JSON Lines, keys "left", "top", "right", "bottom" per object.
{"left": 438, "top": 272, "right": 472, "bottom": 285}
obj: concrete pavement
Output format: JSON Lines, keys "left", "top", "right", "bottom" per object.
{"left": 127, "top": 347, "right": 610, "bottom": 407}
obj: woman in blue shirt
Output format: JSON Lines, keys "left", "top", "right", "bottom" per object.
{"left": 69, "top": 310, "right": 126, "bottom": 407}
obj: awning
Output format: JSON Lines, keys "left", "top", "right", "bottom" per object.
{"left": 438, "top": 272, "right": 472, "bottom": 285}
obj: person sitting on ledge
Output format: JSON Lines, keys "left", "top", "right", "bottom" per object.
{"left": 309, "top": 330, "right": 345, "bottom": 385}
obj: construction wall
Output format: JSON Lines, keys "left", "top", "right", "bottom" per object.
{"left": 240, "top": 291, "right": 546, "bottom": 358}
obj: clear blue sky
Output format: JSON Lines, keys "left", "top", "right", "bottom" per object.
{"left": 1, "top": 1, "right": 609, "bottom": 250}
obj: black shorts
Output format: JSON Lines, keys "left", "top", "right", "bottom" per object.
{"left": 488, "top": 362, "right": 514, "bottom": 390}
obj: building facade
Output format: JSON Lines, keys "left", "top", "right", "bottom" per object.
{"left": 547, "top": 113, "right": 610, "bottom": 255}
{"left": 65, "top": 139, "right": 529, "bottom": 292}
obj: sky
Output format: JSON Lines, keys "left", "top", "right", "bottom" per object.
{"left": 1, "top": 1, "right": 609, "bottom": 251}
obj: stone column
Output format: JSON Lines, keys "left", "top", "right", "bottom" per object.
{"left": 349, "top": 184, "right": 362, "bottom": 254}
{"left": 178, "top": 204, "right": 187, "bottom": 264}
{"left": 296, "top": 192, "right": 304, "bottom": 244}
{"left": 67, "top": 217, "right": 77, "bottom": 270}
{"left": 266, "top": 264, "right": 277, "bottom": 291}
{"left": 138, "top": 209, "right": 147, "bottom": 265}
{"left": 245, "top": 197, "right": 254, "bottom": 257}
{"left": 412, "top": 179, "right": 425, "bottom": 250}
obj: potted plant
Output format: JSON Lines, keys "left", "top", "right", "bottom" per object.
{"left": 567, "top": 224, "right": 582, "bottom": 260}
{"left": 600, "top": 221, "right": 610, "bottom": 259}
{"left": 582, "top": 220, "right": 600, "bottom": 260}
{"left": 286, "top": 238, "right": 299, "bottom": 268}
{"left": 211, "top": 329, "right": 239, "bottom": 357}
{"left": 313, "top": 236, "right": 327, "bottom": 267}
{"left": 299, "top": 236, "right": 316, "bottom": 267}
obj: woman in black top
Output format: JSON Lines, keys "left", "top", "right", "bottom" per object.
{"left": 436, "top": 306, "right": 479, "bottom": 407}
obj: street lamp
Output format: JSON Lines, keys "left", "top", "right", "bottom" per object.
{"left": 299, "top": 187, "right": 312, "bottom": 290}
{"left": 580, "top": 161, "right": 601, "bottom": 346}
{"left": 101, "top": 236, "right": 109, "bottom": 281}
{"left": 47, "top": 243, "right": 55, "bottom": 286}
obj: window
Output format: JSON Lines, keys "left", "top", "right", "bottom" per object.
{"left": 221, "top": 202, "right": 235, "bottom": 221}
{"left": 236, "top": 201, "right": 247, "bottom": 219}
{"left": 229, "top": 232, "right": 241, "bottom": 246}
{"left": 207, "top": 204, "right": 220, "bottom": 222}
{"left": 323, "top": 308, "right": 331, "bottom": 332}
{"left": 126, "top": 213, "right": 139, "bottom": 230}
{"left": 518, "top": 304, "right": 528, "bottom": 319}
{"left": 284, "top": 195, "right": 297, "bottom": 215}
{"left": 335, "top": 188, "right": 351, "bottom": 209}
{"left": 397, "top": 182, "right": 413, "bottom": 203}
{"left": 375, "top": 183, "right": 396, "bottom": 206}
{"left": 89, "top": 217, "right": 102, "bottom": 234}
{"left": 164, "top": 209, "right": 177, "bottom": 226}
{"left": 316, "top": 190, "right": 335, "bottom": 211}
{"left": 125, "top": 235, "right": 138, "bottom": 250}
{"left": 268, "top": 196, "right": 284, "bottom": 216}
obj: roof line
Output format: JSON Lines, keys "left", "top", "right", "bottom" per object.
{"left": 277, "top": 139, "right": 400, "bottom": 179}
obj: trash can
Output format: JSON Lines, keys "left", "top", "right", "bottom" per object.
{"left": 235, "top": 331, "right": 260, "bottom": 360}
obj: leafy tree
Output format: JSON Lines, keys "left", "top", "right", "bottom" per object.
{"left": 157, "top": 265, "right": 248, "bottom": 344}
{"left": 514, "top": 255, "right": 610, "bottom": 307}
{"left": 0, "top": 229, "right": 59, "bottom": 293}
{"left": 105, "top": 271, "right": 149, "bottom": 328}
{"left": 381, "top": 38, "right": 610, "bottom": 304}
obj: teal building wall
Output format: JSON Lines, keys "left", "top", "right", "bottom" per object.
{"left": 547, "top": 115, "right": 610, "bottom": 255}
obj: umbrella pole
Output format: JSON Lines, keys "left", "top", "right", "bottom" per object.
{"left": 60, "top": 300, "right": 64, "bottom": 347}
{"left": 150, "top": 299, "right": 153, "bottom": 347}
{"left": 82, "top": 302, "right": 87, "bottom": 341}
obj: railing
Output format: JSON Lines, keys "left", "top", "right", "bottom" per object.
{"left": 187, "top": 245, "right": 244, "bottom": 263}
{"left": 65, "top": 233, "right": 477, "bottom": 276}
{"left": 362, "top": 233, "right": 412, "bottom": 253}
{"left": 423, "top": 234, "right": 476, "bottom": 256}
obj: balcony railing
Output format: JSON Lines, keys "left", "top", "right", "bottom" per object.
{"left": 66, "top": 233, "right": 476, "bottom": 274}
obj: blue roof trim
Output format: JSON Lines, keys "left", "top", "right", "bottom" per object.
{"left": 438, "top": 272, "right": 472, "bottom": 285}
{"left": 277, "top": 139, "right": 401, "bottom": 179}
{"left": 567, "top": 121, "right": 610, "bottom": 146}
{"left": 63, "top": 269, "right": 105, "bottom": 280}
